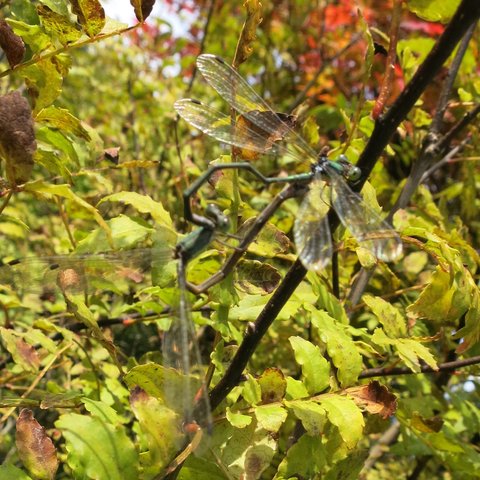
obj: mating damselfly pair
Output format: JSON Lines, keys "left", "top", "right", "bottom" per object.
{"left": 175, "top": 54, "right": 403, "bottom": 270}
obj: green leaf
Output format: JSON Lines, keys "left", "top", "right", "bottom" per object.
{"left": 129, "top": 387, "right": 182, "bottom": 474}
{"left": 0, "top": 328, "right": 40, "bottom": 373}
{"left": 23, "top": 181, "right": 111, "bottom": 242}
{"left": 36, "top": 106, "right": 90, "bottom": 140}
{"left": 236, "top": 259, "right": 281, "bottom": 294}
{"left": 254, "top": 405, "right": 287, "bottom": 432}
{"left": 310, "top": 309, "right": 363, "bottom": 387}
{"left": 0, "top": 464, "right": 33, "bottom": 480}
{"left": 7, "top": 19, "right": 51, "bottom": 53}
{"left": 324, "top": 449, "right": 369, "bottom": 480}
{"left": 289, "top": 336, "right": 330, "bottom": 394}
{"left": 226, "top": 408, "right": 253, "bottom": 428}
{"left": 285, "top": 376, "right": 309, "bottom": 400}
{"left": 276, "top": 434, "right": 326, "bottom": 479}
{"left": 99, "top": 191, "right": 173, "bottom": 229}
{"left": 55, "top": 413, "right": 138, "bottom": 480}
{"left": 124, "top": 363, "right": 200, "bottom": 416}
{"left": 82, "top": 398, "right": 124, "bottom": 425}
{"left": 75, "top": 215, "right": 154, "bottom": 253}
{"left": 407, "top": 265, "right": 472, "bottom": 324}
{"left": 37, "top": 5, "right": 82, "bottom": 45}
{"left": 286, "top": 400, "right": 327, "bottom": 436}
{"left": 363, "top": 294, "right": 407, "bottom": 337}
{"left": 20, "top": 57, "right": 65, "bottom": 112}
{"left": 406, "top": 0, "right": 461, "bottom": 23}
{"left": 244, "top": 220, "right": 290, "bottom": 258}
{"left": 319, "top": 396, "right": 364, "bottom": 449}
{"left": 36, "top": 126, "right": 78, "bottom": 166}
{"left": 371, "top": 328, "right": 438, "bottom": 372}
{"left": 70, "top": 0, "right": 106, "bottom": 37}
{"left": 258, "top": 368, "right": 287, "bottom": 403}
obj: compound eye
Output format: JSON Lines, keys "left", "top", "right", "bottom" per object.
{"left": 347, "top": 166, "right": 362, "bottom": 183}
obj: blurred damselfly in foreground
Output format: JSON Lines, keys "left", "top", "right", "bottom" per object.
{"left": 175, "top": 54, "right": 403, "bottom": 270}
{"left": 0, "top": 204, "right": 230, "bottom": 466}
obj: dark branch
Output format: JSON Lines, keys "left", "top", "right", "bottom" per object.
{"left": 208, "top": 0, "right": 480, "bottom": 412}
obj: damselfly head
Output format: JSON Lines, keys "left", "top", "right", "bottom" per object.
{"left": 336, "top": 154, "right": 362, "bottom": 183}
{"left": 205, "top": 204, "right": 230, "bottom": 232}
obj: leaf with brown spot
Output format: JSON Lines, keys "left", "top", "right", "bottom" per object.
{"left": 345, "top": 381, "right": 397, "bottom": 419}
{"left": 234, "top": 0, "right": 263, "bottom": 65}
{"left": 37, "top": 5, "right": 82, "bottom": 45}
{"left": 411, "top": 412, "right": 444, "bottom": 433}
{"left": 0, "top": 19, "right": 25, "bottom": 67}
{"left": 16, "top": 409, "right": 59, "bottom": 480}
{"left": 0, "top": 327, "right": 40, "bottom": 372}
{"left": 0, "top": 91, "right": 36, "bottom": 185}
{"left": 130, "top": 0, "right": 156, "bottom": 22}
{"left": 69, "top": 0, "right": 105, "bottom": 37}
{"left": 236, "top": 259, "right": 281, "bottom": 294}
{"left": 258, "top": 368, "right": 287, "bottom": 404}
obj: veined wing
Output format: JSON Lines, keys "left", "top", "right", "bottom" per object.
{"left": 0, "top": 248, "right": 170, "bottom": 295}
{"left": 196, "top": 54, "right": 318, "bottom": 162}
{"left": 162, "top": 258, "right": 212, "bottom": 429}
{"left": 294, "top": 179, "right": 333, "bottom": 271}
{"left": 175, "top": 98, "right": 296, "bottom": 159}
{"left": 326, "top": 164, "right": 403, "bottom": 262}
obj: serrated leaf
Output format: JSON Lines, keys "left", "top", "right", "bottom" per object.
{"left": 124, "top": 363, "right": 200, "bottom": 417}
{"left": 310, "top": 309, "right": 363, "bottom": 387}
{"left": 289, "top": 336, "right": 330, "bottom": 394}
{"left": 236, "top": 259, "right": 281, "bottom": 294}
{"left": 129, "top": 387, "right": 182, "bottom": 473}
{"left": 36, "top": 107, "right": 90, "bottom": 140}
{"left": 23, "top": 181, "right": 111, "bottom": 242}
{"left": 16, "top": 409, "right": 58, "bottom": 480}
{"left": 324, "top": 449, "right": 369, "bottom": 480}
{"left": 407, "top": 265, "right": 471, "bottom": 324}
{"left": 70, "top": 0, "right": 105, "bottom": 37}
{"left": 99, "top": 191, "right": 173, "bottom": 229}
{"left": 276, "top": 434, "right": 326, "bottom": 478}
{"left": 0, "top": 328, "right": 40, "bottom": 373}
{"left": 285, "top": 376, "right": 309, "bottom": 400}
{"left": 55, "top": 412, "right": 138, "bottom": 480}
{"left": 37, "top": 5, "right": 82, "bottom": 45}
{"left": 254, "top": 404, "right": 287, "bottom": 432}
{"left": 243, "top": 220, "right": 290, "bottom": 257}
{"left": 286, "top": 400, "right": 327, "bottom": 436}
{"left": 371, "top": 328, "right": 438, "bottom": 372}
{"left": 319, "top": 396, "right": 364, "bottom": 449}
{"left": 20, "top": 57, "right": 64, "bottom": 112}
{"left": 7, "top": 19, "right": 51, "bottom": 54}
{"left": 226, "top": 408, "right": 253, "bottom": 428}
{"left": 82, "top": 398, "right": 124, "bottom": 425}
{"left": 363, "top": 294, "right": 407, "bottom": 337}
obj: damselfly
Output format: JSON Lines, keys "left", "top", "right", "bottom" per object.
{"left": 174, "top": 54, "right": 403, "bottom": 270}
{"left": 0, "top": 205, "right": 229, "bottom": 455}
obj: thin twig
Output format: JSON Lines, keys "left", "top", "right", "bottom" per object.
{"left": 359, "top": 354, "right": 480, "bottom": 379}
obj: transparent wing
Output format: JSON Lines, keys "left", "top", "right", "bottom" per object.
{"left": 175, "top": 98, "right": 297, "bottom": 158}
{"left": 162, "top": 258, "right": 211, "bottom": 429}
{"left": 326, "top": 165, "right": 403, "bottom": 262}
{"left": 294, "top": 179, "right": 333, "bottom": 271}
{"left": 0, "top": 248, "right": 170, "bottom": 295}
{"left": 196, "top": 54, "right": 318, "bottom": 162}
